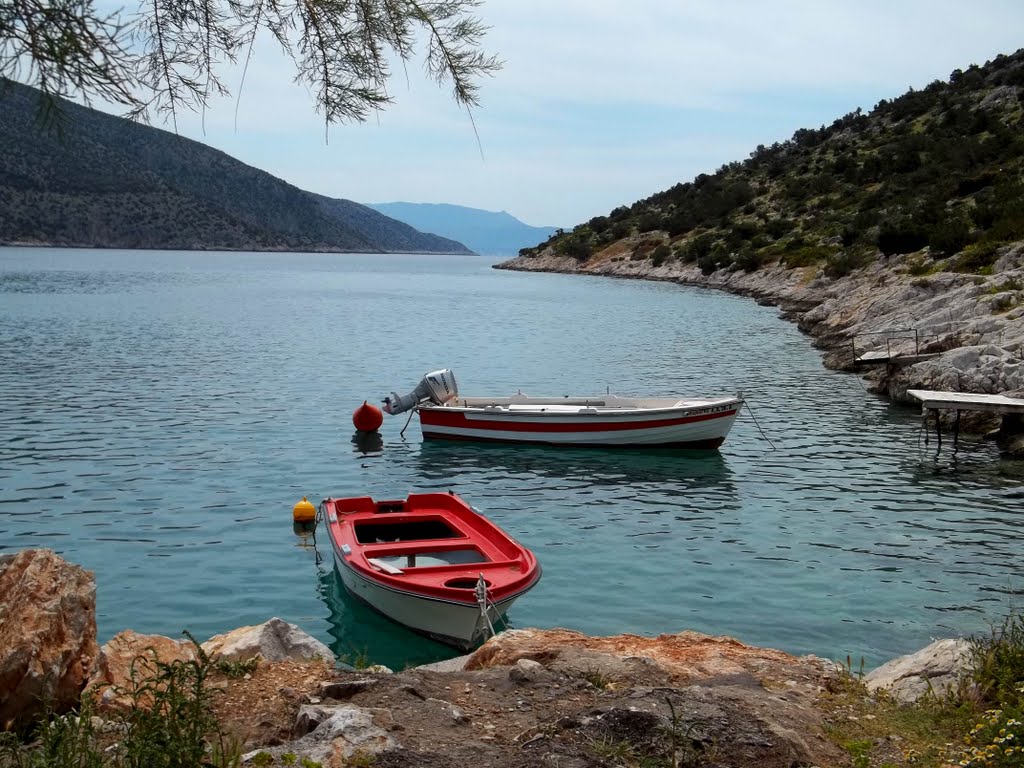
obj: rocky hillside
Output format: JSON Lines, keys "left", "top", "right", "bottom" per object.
{"left": 0, "top": 81, "right": 472, "bottom": 254}
{"left": 518, "top": 49, "right": 1024, "bottom": 277}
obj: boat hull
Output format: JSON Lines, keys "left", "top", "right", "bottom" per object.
{"left": 417, "top": 398, "right": 742, "bottom": 448}
{"left": 331, "top": 547, "right": 521, "bottom": 650}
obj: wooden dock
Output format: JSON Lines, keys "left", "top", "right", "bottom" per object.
{"left": 907, "top": 390, "right": 1024, "bottom": 414}
{"left": 907, "top": 389, "right": 1024, "bottom": 448}
{"left": 851, "top": 328, "right": 943, "bottom": 368}
{"left": 854, "top": 350, "right": 941, "bottom": 367}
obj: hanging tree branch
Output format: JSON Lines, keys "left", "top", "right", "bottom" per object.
{"left": 0, "top": 0, "right": 501, "bottom": 127}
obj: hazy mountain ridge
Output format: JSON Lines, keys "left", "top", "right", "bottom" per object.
{"left": 0, "top": 81, "right": 472, "bottom": 254}
{"left": 367, "top": 201, "right": 558, "bottom": 256}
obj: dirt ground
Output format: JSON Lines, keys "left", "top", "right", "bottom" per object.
{"left": 210, "top": 636, "right": 843, "bottom": 768}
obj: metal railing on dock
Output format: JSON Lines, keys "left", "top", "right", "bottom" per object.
{"left": 852, "top": 328, "right": 942, "bottom": 367}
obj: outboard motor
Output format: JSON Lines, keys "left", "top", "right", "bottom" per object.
{"left": 383, "top": 369, "right": 459, "bottom": 415}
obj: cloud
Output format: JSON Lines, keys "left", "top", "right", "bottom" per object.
{"left": 73, "top": 1, "right": 1024, "bottom": 226}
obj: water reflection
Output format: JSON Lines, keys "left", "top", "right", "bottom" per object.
{"left": 351, "top": 431, "right": 384, "bottom": 455}
{"left": 317, "top": 564, "right": 464, "bottom": 669}
{"left": 414, "top": 440, "right": 738, "bottom": 492}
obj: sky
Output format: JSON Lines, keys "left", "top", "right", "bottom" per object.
{"left": 86, "top": 1, "right": 1024, "bottom": 228}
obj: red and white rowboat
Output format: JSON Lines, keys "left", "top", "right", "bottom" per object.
{"left": 384, "top": 370, "right": 743, "bottom": 449}
{"left": 322, "top": 491, "right": 541, "bottom": 650}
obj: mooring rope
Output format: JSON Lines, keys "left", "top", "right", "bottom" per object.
{"left": 744, "top": 399, "right": 777, "bottom": 451}
{"left": 475, "top": 574, "right": 497, "bottom": 640}
{"left": 399, "top": 408, "right": 415, "bottom": 438}
{"left": 311, "top": 501, "right": 325, "bottom": 566}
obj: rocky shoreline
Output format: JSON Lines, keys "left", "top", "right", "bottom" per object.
{"left": 494, "top": 242, "right": 1024, "bottom": 455}
{"left": 1, "top": 549, "right": 978, "bottom": 768}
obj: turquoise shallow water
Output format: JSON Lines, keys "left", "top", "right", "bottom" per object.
{"left": 1, "top": 247, "right": 1023, "bottom": 670}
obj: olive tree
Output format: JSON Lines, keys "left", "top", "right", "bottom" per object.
{"left": 0, "top": 0, "right": 500, "bottom": 126}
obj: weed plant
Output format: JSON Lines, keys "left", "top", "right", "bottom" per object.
{"left": 959, "top": 613, "right": 1024, "bottom": 767}
{"left": 824, "top": 611, "right": 1024, "bottom": 768}
{"left": 0, "top": 633, "right": 238, "bottom": 768}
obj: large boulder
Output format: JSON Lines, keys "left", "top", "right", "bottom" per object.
{"left": 863, "top": 638, "right": 972, "bottom": 702}
{"left": 0, "top": 549, "right": 98, "bottom": 729}
{"left": 85, "top": 630, "right": 198, "bottom": 711}
{"left": 466, "top": 627, "right": 838, "bottom": 683}
{"left": 202, "top": 617, "right": 334, "bottom": 663}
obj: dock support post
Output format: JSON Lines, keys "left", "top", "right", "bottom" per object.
{"left": 934, "top": 408, "right": 942, "bottom": 449}
{"left": 923, "top": 408, "right": 929, "bottom": 446}
{"left": 954, "top": 410, "right": 961, "bottom": 450}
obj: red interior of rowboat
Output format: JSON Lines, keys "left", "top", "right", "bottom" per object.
{"left": 323, "top": 492, "right": 540, "bottom": 603}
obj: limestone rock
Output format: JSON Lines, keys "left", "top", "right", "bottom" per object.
{"left": 85, "top": 630, "right": 197, "bottom": 711}
{"left": 247, "top": 705, "right": 396, "bottom": 766}
{"left": 508, "top": 657, "right": 553, "bottom": 685}
{"left": 293, "top": 703, "right": 339, "bottom": 737}
{"left": 412, "top": 653, "right": 472, "bottom": 673}
{"left": 202, "top": 617, "right": 333, "bottom": 663}
{"left": 318, "top": 678, "right": 377, "bottom": 700}
{"left": 863, "top": 638, "right": 971, "bottom": 702}
{"left": 0, "top": 549, "right": 98, "bottom": 729}
{"left": 467, "top": 627, "right": 839, "bottom": 685}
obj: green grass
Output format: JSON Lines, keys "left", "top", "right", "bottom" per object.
{"left": 822, "top": 610, "right": 1024, "bottom": 768}
{"left": 214, "top": 656, "right": 259, "bottom": 678}
{"left": 579, "top": 665, "right": 617, "bottom": 690}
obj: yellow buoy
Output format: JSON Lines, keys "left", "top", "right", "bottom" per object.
{"left": 293, "top": 496, "right": 316, "bottom": 523}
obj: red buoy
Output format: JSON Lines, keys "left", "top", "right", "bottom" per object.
{"left": 353, "top": 401, "right": 383, "bottom": 432}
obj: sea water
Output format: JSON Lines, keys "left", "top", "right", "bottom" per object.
{"left": 1, "top": 248, "right": 1022, "bottom": 669}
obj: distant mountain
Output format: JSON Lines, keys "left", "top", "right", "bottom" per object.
{"left": 366, "top": 202, "right": 559, "bottom": 256}
{"left": 0, "top": 81, "right": 472, "bottom": 254}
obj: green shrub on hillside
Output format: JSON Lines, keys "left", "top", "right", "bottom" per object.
{"left": 825, "top": 248, "right": 873, "bottom": 277}
{"left": 878, "top": 217, "right": 929, "bottom": 256}
{"left": 610, "top": 221, "right": 630, "bottom": 240}
{"left": 556, "top": 234, "right": 593, "bottom": 261}
{"left": 697, "top": 253, "right": 719, "bottom": 275}
{"left": 782, "top": 245, "right": 832, "bottom": 268}
{"left": 678, "top": 233, "right": 715, "bottom": 263}
{"left": 929, "top": 215, "right": 974, "bottom": 255}
{"left": 731, "top": 247, "right": 765, "bottom": 272}
{"left": 650, "top": 243, "right": 671, "bottom": 267}
{"left": 952, "top": 241, "right": 1003, "bottom": 273}
{"left": 906, "top": 254, "right": 938, "bottom": 275}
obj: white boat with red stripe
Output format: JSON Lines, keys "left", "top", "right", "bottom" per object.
{"left": 383, "top": 370, "right": 743, "bottom": 449}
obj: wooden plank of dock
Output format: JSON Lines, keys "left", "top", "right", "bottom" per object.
{"left": 854, "top": 350, "right": 891, "bottom": 365}
{"left": 854, "top": 351, "right": 942, "bottom": 367}
{"left": 907, "top": 389, "right": 1024, "bottom": 414}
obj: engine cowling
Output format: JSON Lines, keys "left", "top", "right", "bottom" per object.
{"left": 382, "top": 369, "right": 459, "bottom": 415}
